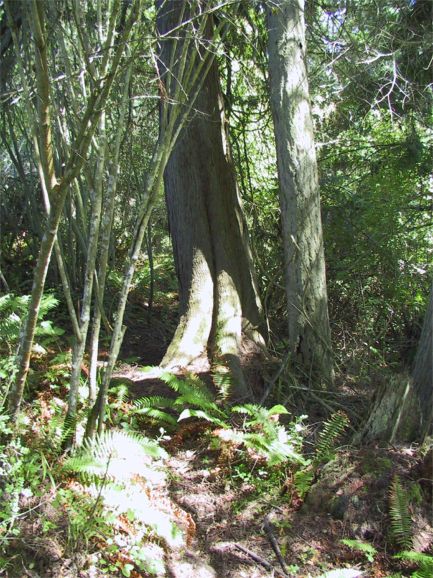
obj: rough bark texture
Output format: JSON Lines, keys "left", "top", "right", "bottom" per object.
{"left": 412, "top": 283, "right": 432, "bottom": 438}
{"left": 356, "top": 374, "right": 421, "bottom": 444}
{"left": 157, "top": 1, "right": 265, "bottom": 399}
{"left": 359, "top": 283, "right": 432, "bottom": 444}
{"left": 267, "top": 0, "right": 333, "bottom": 384}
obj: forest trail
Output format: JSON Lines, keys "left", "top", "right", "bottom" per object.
{"left": 108, "top": 356, "right": 432, "bottom": 578}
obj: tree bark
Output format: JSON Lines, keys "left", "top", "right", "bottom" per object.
{"left": 157, "top": 1, "right": 265, "bottom": 400}
{"left": 412, "top": 282, "right": 433, "bottom": 439}
{"left": 267, "top": 0, "right": 333, "bottom": 385}
{"left": 7, "top": 0, "right": 138, "bottom": 419}
{"left": 358, "top": 283, "right": 432, "bottom": 444}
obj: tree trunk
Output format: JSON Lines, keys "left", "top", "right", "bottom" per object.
{"left": 358, "top": 283, "right": 432, "bottom": 444}
{"left": 267, "top": 0, "right": 333, "bottom": 385}
{"left": 157, "top": 1, "right": 265, "bottom": 400}
{"left": 412, "top": 282, "right": 433, "bottom": 439}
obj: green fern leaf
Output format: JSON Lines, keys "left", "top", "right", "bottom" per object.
{"left": 340, "top": 539, "right": 377, "bottom": 562}
{"left": 178, "top": 408, "right": 226, "bottom": 426}
{"left": 135, "top": 407, "right": 178, "bottom": 425}
{"left": 294, "top": 467, "right": 315, "bottom": 498}
{"left": 315, "top": 411, "right": 349, "bottom": 464}
{"left": 64, "top": 430, "right": 167, "bottom": 482}
{"left": 389, "top": 475, "right": 413, "bottom": 549}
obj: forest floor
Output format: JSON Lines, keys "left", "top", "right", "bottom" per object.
{"left": 2, "top": 302, "right": 433, "bottom": 578}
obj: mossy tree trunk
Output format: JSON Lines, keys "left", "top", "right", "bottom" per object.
{"left": 157, "top": 1, "right": 265, "bottom": 400}
{"left": 267, "top": 0, "right": 333, "bottom": 385}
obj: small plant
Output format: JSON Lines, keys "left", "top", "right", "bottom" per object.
{"left": 393, "top": 550, "right": 433, "bottom": 578}
{"left": 293, "top": 411, "right": 350, "bottom": 499}
{"left": 389, "top": 474, "right": 413, "bottom": 549}
{"left": 220, "top": 404, "right": 307, "bottom": 466}
{"left": 314, "top": 411, "right": 350, "bottom": 464}
{"left": 64, "top": 429, "right": 167, "bottom": 483}
{"left": 133, "top": 369, "right": 228, "bottom": 428}
{"left": 0, "top": 292, "right": 64, "bottom": 404}
{"left": 341, "top": 538, "right": 377, "bottom": 563}
{"left": 0, "top": 292, "right": 64, "bottom": 352}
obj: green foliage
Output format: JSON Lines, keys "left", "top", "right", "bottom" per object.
{"left": 0, "top": 411, "right": 54, "bottom": 554}
{"left": 320, "top": 114, "right": 432, "bottom": 368}
{"left": 293, "top": 466, "right": 315, "bottom": 499}
{"left": 292, "top": 412, "right": 349, "bottom": 499}
{"left": 64, "top": 429, "right": 167, "bottom": 482}
{"left": 0, "top": 292, "right": 63, "bottom": 349}
{"left": 394, "top": 551, "right": 433, "bottom": 578}
{"left": 314, "top": 411, "right": 350, "bottom": 464}
{"left": 134, "top": 369, "right": 228, "bottom": 428}
{"left": 229, "top": 404, "right": 307, "bottom": 466}
{"left": 0, "top": 293, "right": 64, "bottom": 402}
{"left": 388, "top": 475, "right": 413, "bottom": 549}
{"left": 340, "top": 539, "right": 377, "bottom": 563}
{"left": 138, "top": 370, "right": 308, "bottom": 468}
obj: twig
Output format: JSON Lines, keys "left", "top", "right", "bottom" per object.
{"left": 263, "top": 515, "right": 291, "bottom": 577}
{"left": 234, "top": 544, "right": 288, "bottom": 576}
{"left": 260, "top": 349, "right": 291, "bottom": 404}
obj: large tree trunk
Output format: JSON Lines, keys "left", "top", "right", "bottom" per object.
{"left": 267, "top": 0, "right": 333, "bottom": 385}
{"left": 412, "top": 282, "right": 433, "bottom": 439}
{"left": 157, "top": 1, "right": 265, "bottom": 400}
{"left": 359, "top": 283, "right": 432, "bottom": 444}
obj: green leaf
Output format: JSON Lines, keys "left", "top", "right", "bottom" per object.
{"left": 178, "top": 408, "right": 225, "bottom": 426}
{"left": 267, "top": 404, "right": 290, "bottom": 416}
{"left": 121, "top": 563, "right": 134, "bottom": 577}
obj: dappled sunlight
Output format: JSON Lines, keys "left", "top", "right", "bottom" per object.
{"left": 86, "top": 483, "right": 184, "bottom": 549}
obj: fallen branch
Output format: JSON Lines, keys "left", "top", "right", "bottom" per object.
{"left": 263, "top": 514, "right": 291, "bottom": 576}
{"left": 234, "top": 543, "right": 289, "bottom": 576}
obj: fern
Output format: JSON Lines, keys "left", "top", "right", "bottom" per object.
{"left": 389, "top": 475, "right": 413, "bottom": 549}
{"left": 134, "top": 371, "right": 228, "bottom": 427}
{"left": 211, "top": 369, "right": 232, "bottom": 399}
{"left": 314, "top": 411, "right": 349, "bottom": 464}
{"left": 293, "top": 467, "right": 315, "bottom": 498}
{"left": 160, "top": 371, "right": 221, "bottom": 413}
{"left": 134, "top": 396, "right": 178, "bottom": 426}
{"left": 340, "top": 539, "right": 377, "bottom": 563}
{"left": 394, "top": 551, "right": 433, "bottom": 578}
{"left": 64, "top": 430, "right": 167, "bottom": 483}
{"left": 0, "top": 292, "right": 63, "bottom": 351}
{"left": 225, "top": 405, "right": 306, "bottom": 466}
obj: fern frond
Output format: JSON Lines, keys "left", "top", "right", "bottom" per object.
{"left": 136, "top": 408, "right": 178, "bottom": 425}
{"left": 394, "top": 551, "right": 433, "bottom": 578}
{"left": 389, "top": 475, "right": 413, "bottom": 549}
{"left": 134, "top": 396, "right": 177, "bottom": 409}
{"left": 294, "top": 467, "right": 315, "bottom": 498}
{"left": 178, "top": 408, "right": 227, "bottom": 427}
{"left": 0, "top": 293, "right": 62, "bottom": 347}
{"left": 212, "top": 369, "right": 232, "bottom": 398}
{"left": 340, "top": 539, "right": 377, "bottom": 562}
{"left": 315, "top": 411, "right": 349, "bottom": 464}
{"left": 64, "top": 430, "right": 167, "bottom": 482}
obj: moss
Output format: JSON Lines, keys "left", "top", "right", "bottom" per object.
{"left": 359, "top": 453, "right": 393, "bottom": 476}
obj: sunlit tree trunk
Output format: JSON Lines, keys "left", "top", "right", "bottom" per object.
{"left": 267, "top": 0, "right": 333, "bottom": 385}
{"left": 157, "top": 1, "right": 265, "bottom": 400}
